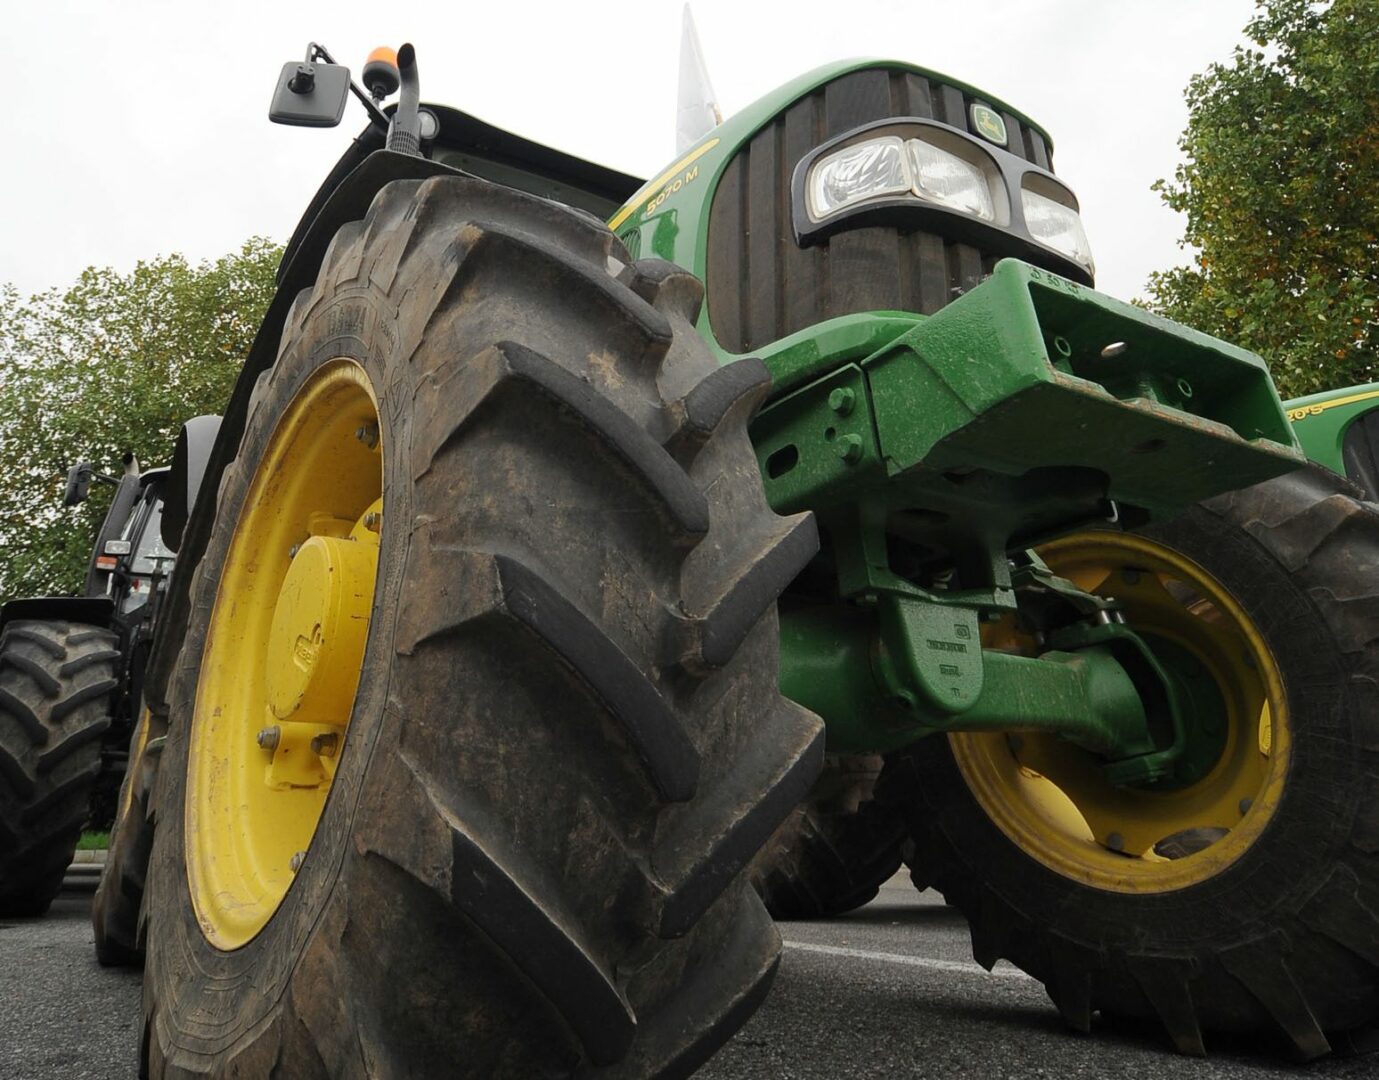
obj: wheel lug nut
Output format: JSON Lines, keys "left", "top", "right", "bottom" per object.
{"left": 288, "top": 543, "right": 301, "bottom": 559}
{"left": 1239, "top": 797, "right": 1253, "bottom": 816}
{"left": 363, "top": 512, "right": 381, "bottom": 532}
{"left": 1106, "top": 832, "right": 1125, "bottom": 852}
{"left": 355, "top": 424, "right": 379, "bottom": 449}
{"left": 289, "top": 850, "right": 306, "bottom": 873}
{"left": 256, "top": 726, "right": 281, "bottom": 751}
{"left": 310, "top": 732, "right": 340, "bottom": 758}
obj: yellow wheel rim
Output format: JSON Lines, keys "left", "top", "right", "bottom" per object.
{"left": 951, "top": 531, "right": 1290, "bottom": 894}
{"left": 186, "top": 360, "right": 383, "bottom": 949}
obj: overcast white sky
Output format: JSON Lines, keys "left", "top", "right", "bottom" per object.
{"left": 3, "top": 1, "right": 1259, "bottom": 303}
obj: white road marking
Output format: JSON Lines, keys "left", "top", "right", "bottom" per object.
{"left": 783, "top": 940, "right": 1031, "bottom": 980}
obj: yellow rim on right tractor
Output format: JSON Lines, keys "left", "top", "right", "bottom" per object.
{"left": 953, "top": 530, "right": 1289, "bottom": 893}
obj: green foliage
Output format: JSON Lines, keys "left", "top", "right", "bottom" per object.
{"left": 0, "top": 239, "right": 281, "bottom": 601}
{"left": 1146, "top": 0, "right": 1379, "bottom": 399}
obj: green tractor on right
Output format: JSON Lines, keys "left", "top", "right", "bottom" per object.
{"left": 95, "top": 41, "right": 1379, "bottom": 1075}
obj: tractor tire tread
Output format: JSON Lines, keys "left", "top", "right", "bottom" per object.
{"left": 0, "top": 620, "right": 118, "bottom": 917}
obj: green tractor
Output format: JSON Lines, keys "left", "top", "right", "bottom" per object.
{"left": 99, "top": 41, "right": 1379, "bottom": 1073}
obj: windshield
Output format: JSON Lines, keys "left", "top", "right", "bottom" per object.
{"left": 131, "top": 499, "right": 175, "bottom": 574}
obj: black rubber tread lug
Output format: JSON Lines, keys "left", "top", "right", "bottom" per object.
{"left": 1219, "top": 935, "right": 1332, "bottom": 1060}
{"left": 0, "top": 651, "right": 62, "bottom": 696}
{"left": 1127, "top": 955, "right": 1207, "bottom": 1056}
{"left": 0, "top": 685, "right": 47, "bottom": 743}
{"left": 1300, "top": 865, "right": 1379, "bottom": 966}
{"left": 659, "top": 358, "right": 772, "bottom": 455}
{"left": 654, "top": 700, "right": 824, "bottom": 938}
{"left": 414, "top": 340, "right": 710, "bottom": 537}
{"left": 400, "top": 544, "right": 700, "bottom": 804}
{"left": 60, "top": 647, "right": 122, "bottom": 676}
{"left": 680, "top": 512, "right": 819, "bottom": 669}
{"left": 49, "top": 677, "right": 118, "bottom": 722}
{"left": 22, "top": 760, "right": 101, "bottom": 824}
{"left": 448, "top": 824, "right": 636, "bottom": 1064}
{"left": 37, "top": 714, "right": 112, "bottom": 774}
{"left": 1043, "top": 933, "right": 1102, "bottom": 1035}
{"left": 594, "top": 891, "right": 781, "bottom": 1080}
{"left": 0, "top": 744, "right": 36, "bottom": 799}
{"left": 626, "top": 258, "right": 706, "bottom": 323}
{"left": 449, "top": 219, "right": 673, "bottom": 354}
{"left": 967, "top": 890, "right": 1012, "bottom": 972}
{"left": 66, "top": 628, "right": 117, "bottom": 646}
{"left": 1, "top": 626, "right": 66, "bottom": 660}
{"left": 680, "top": 358, "right": 771, "bottom": 434}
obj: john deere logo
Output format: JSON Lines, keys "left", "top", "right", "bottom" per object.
{"left": 971, "top": 104, "right": 1007, "bottom": 146}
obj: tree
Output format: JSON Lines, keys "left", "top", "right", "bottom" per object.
{"left": 0, "top": 239, "right": 281, "bottom": 601}
{"left": 1146, "top": 0, "right": 1379, "bottom": 399}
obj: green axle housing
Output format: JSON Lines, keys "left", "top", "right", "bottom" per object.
{"left": 607, "top": 59, "right": 1305, "bottom": 778}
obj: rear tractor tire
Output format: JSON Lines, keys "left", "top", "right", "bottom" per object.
{"left": 753, "top": 753, "right": 906, "bottom": 919}
{"left": 141, "top": 176, "right": 823, "bottom": 1077}
{"left": 882, "top": 464, "right": 1379, "bottom": 1059}
{"left": 0, "top": 619, "right": 118, "bottom": 917}
{"left": 92, "top": 701, "right": 163, "bottom": 966}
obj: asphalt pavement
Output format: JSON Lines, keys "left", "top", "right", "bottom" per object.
{"left": 2, "top": 875, "right": 1376, "bottom": 1078}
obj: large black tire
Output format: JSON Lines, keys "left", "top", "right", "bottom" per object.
{"left": 142, "top": 176, "right": 823, "bottom": 1077}
{"left": 92, "top": 701, "right": 163, "bottom": 966}
{"left": 880, "top": 464, "right": 1379, "bottom": 1059}
{"left": 0, "top": 619, "right": 118, "bottom": 917}
{"left": 753, "top": 753, "right": 906, "bottom": 919}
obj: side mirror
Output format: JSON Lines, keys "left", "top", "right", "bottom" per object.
{"left": 269, "top": 59, "right": 350, "bottom": 127}
{"left": 64, "top": 462, "right": 92, "bottom": 506}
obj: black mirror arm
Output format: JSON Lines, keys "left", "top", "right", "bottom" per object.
{"left": 308, "top": 42, "right": 390, "bottom": 133}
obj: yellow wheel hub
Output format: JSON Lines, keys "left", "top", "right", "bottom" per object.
{"left": 186, "top": 360, "right": 382, "bottom": 949}
{"left": 951, "top": 531, "right": 1290, "bottom": 894}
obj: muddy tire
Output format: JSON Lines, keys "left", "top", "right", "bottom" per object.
{"left": 753, "top": 754, "right": 905, "bottom": 919}
{"left": 881, "top": 464, "right": 1379, "bottom": 1059}
{"left": 0, "top": 619, "right": 118, "bottom": 917}
{"left": 92, "top": 702, "right": 163, "bottom": 966}
{"left": 142, "top": 176, "right": 823, "bottom": 1077}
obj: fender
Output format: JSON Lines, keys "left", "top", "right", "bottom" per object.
{"left": 160, "top": 414, "right": 223, "bottom": 553}
{"left": 1, "top": 596, "right": 115, "bottom": 635}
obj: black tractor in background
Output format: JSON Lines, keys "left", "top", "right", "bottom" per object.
{"left": 0, "top": 416, "right": 218, "bottom": 918}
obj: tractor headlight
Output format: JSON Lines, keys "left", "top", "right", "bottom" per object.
{"left": 1021, "top": 180, "right": 1094, "bottom": 274}
{"left": 807, "top": 137, "right": 912, "bottom": 221}
{"left": 907, "top": 138, "right": 997, "bottom": 222}
{"left": 792, "top": 116, "right": 1096, "bottom": 286}
{"left": 806, "top": 132, "right": 1007, "bottom": 226}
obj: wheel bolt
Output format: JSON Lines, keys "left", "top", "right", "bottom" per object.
{"left": 310, "top": 732, "right": 340, "bottom": 758}
{"left": 833, "top": 433, "right": 864, "bottom": 464}
{"left": 1239, "top": 797, "right": 1253, "bottom": 816}
{"left": 288, "top": 543, "right": 301, "bottom": 559}
{"left": 1106, "top": 832, "right": 1125, "bottom": 852}
{"left": 363, "top": 512, "right": 381, "bottom": 532}
{"left": 355, "top": 424, "right": 379, "bottom": 449}
{"left": 289, "top": 850, "right": 306, "bottom": 873}
{"left": 256, "top": 726, "right": 281, "bottom": 751}
{"left": 828, "top": 387, "right": 856, "bottom": 416}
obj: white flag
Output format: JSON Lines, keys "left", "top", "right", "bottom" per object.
{"left": 677, "top": 5, "right": 723, "bottom": 153}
